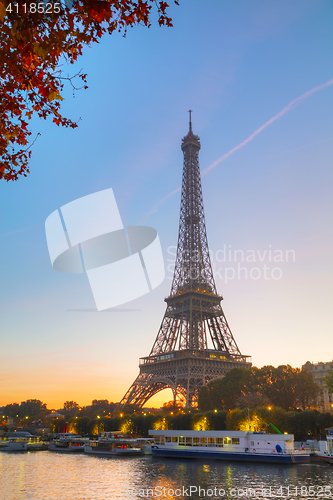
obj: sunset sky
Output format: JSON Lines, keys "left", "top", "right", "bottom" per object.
{"left": 1, "top": 0, "right": 332, "bottom": 410}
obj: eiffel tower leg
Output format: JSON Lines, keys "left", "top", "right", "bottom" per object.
{"left": 175, "top": 386, "right": 187, "bottom": 407}
{"left": 119, "top": 372, "right": 177, "bottom": 409}
{"left": 173, "top": 389, "right": 177, "bottom": 408}
{"left": 186, "top": 370, "right": 190, "bottom": 407}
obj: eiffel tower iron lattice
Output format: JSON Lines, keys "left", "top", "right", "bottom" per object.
{"left": 120, "top": 114, "right": 251, "bottom": 408}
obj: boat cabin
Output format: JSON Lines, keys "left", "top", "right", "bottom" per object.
{"left": 148, "top": 430, "right": 294, "bottom": 454}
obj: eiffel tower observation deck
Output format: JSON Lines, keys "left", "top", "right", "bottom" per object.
{"left": 120, "top": 113, "right": 251, "bottom": 408}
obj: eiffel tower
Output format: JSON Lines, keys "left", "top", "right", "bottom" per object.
{"left": 120, "top": 113, "right": 251, "bottom": 408}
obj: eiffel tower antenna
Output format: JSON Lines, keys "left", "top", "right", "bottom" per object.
{"left": 189, "top": 109, "right": 192, "bottom": 132}
{"left": 119, "top": 114, "right": 251, "bottom": 409}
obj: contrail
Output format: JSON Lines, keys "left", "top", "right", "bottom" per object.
{"left": 201, "top": 78, "right": 333, "bottom": 177}
{"left": 0, "top": 223, "right": 41, "bottom": 239}
{"left": 144, "top": 186, "right": 181, "bottom": 221}
{"left": 144, "top": 77, "right": 333, "bottom": 221}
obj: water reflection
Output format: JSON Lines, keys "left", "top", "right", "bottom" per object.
{"left": 0, "top": 452, "right": 332, "bottom": 500}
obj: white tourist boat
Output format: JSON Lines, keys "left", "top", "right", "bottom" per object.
{"left": 317, "top": 428, "right": 333, "bottom": 464}
{"left": 49, "top": 433, "right": 88, "bottom": 452}
{"left": 0, "top": 432, "right": 47, "bottom": 452}
{"left": 0, "top": 437, "right": 28, "bottom": 451}
{"left": 148, "top": 430, "right": 310, "bottom": 464}
{"left": 84, "top": 431, "right": 143, "bottom": 456}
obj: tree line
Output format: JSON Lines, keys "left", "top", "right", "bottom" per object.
{"left": 2, "top": 397, "right": 333, "bottom": 441}
{"left": 48, "top": 408, "right": 333, "bottom": 441}
{"left": 1, "top": 398, "right": 117, "bottom": 420}
{"left": 198, "top": 365, "right": 321, "bottom": 412}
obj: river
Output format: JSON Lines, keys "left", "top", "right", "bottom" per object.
{"left": 0, "top": 452, "right": 332, "bottom": 500}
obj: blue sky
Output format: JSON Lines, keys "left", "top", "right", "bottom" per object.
{"left": 1, "top": 0, "right": 332, "bottom": 408}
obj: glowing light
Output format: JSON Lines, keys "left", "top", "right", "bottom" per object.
{"left": 193, "top": 417, "right": 209, "bottom": 431}
{"left": 153, "top": 418, "right": 168, "bottom": 430}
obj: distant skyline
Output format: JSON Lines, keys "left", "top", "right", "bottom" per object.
{"left": 1, "top": 0, "right": 332, "bottom": 409}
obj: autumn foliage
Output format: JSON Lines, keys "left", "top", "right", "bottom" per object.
{"left": 198, "top": 365, "right": 320, "bottom": 412}
{"left": 0, "top": 0, "right": 177, "bottom": 181}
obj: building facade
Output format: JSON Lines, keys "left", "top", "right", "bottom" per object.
{"left": 302, "top": 360, "right": 333, "bottom": 412}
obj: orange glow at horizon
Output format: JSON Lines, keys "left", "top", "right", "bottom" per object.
{"left": 0, "top": 376, "right": 175, "bottom": 410}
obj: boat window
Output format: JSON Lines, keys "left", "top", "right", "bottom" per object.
{"left": 232, "top": 438, "right": 240, "bottom": 445}
{"left": 200, "top": 437, "right": 207, "bottom": 446}
{"left": 154, "top": 436, "right": 161, "bottom": 445}
{"left": 216, "top": 438, "right": 223, "bottom": 447}
{"left": 223, "top": 437, "right": 231, "bottom": 445}
{"left": 179, "top": 436, "right": 185, "bottom": 445}
{"left": 186, "top": 437, "right": 192, "bottom": 446}
{"left": 193, "top": 437, "right": 200, "bottom": 446}
{"left": 172, "top": 437, "right": 178, "bottom": 443}
{"left": 251, "top": 441, "right": 254, "bottom": 446}
{"left": 165, "top": 436, "right": 171, "bottom": 443}
{"left": 208, "top": 438, "right": 215, "bottom": 445}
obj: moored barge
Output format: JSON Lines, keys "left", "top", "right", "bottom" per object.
{"left": 149, "top": 430, "right": 310, "bottom": 464}
{"left": 84, "top": 431, "right": 143, "bottom": 457}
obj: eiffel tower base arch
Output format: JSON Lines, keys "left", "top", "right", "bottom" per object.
{"left": 120, "top": 351, "right": 251, "bottom": 409}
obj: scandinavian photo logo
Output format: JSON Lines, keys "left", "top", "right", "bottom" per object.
{"left": 45, "top": 188, "right": 165, "bottom": 310}
{"left": 166, "top": 245, "right": 296, "bottom": 283}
